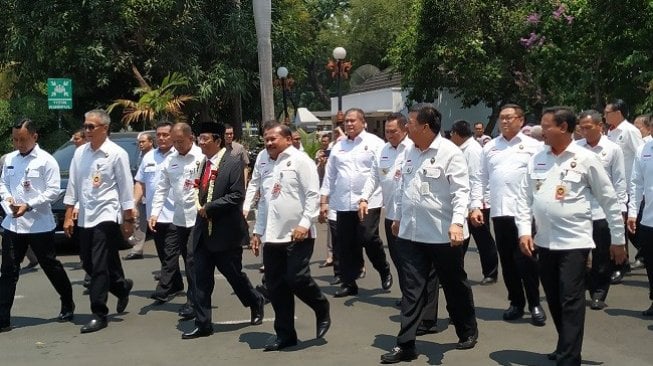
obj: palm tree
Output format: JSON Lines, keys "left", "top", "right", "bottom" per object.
{"left": 107, "top": 72, "right": 194, "bottom": 129}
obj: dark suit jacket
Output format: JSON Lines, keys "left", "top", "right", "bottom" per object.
{"left": 191, "top": 152, "right": 248, "bottom": 252}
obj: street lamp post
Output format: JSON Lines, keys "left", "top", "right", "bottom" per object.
{"left": 328, "top": 47, "right": 352, "bottom": 125}
{"left": 276, "top": 66, "right": 289, "bottom": 123}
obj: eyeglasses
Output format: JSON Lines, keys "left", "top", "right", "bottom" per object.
{"left": 197, "top": 135, "right": 214, "bottom": 142}
{"left": 499, "top": 115, "right": 521, "bottom": 122}
{"left": 603, "top": 110, "right": 617, "bottom": 116}
{"left": 82, "top": 123, "right": 101, "bottom": 131}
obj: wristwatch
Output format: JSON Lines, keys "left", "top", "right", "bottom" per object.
{"left": 359, "top": 198, "right": 368, "bottom": 204}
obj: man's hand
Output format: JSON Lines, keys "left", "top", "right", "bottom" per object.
{"left": 469, "top": 208, "right": 484, "bottom": 227}
{"left": 292, "top": 226, "right": 309, "bottom": 242}
{"left": 610, "top": 244, "right": 627, "bottom": 265}
{"left": 449, "top": 224, "right": 464, "bottom": 247}
{"left": 357, "top": 201, "right": 368, "bottom": 222}
{"left": 72, "top": 207, "right": 79, "bottom": 220}
{"left": 391, "top": 220, "right": 400, "bottom": 237}
{"left": 627, "top": 216, "right": 637, "bottom": 234}
{"left": 198, "top": 206, "right": 207, "bottom": 219}
{"left": 10, "top": 203, "right": 29, "bottom": 218}
{"left": 319, "top": 203, "right": 329, "bottom": 223}
{"left": 519, "top": 235, "right": 535, "bottom": 257}
{"left": 250, "top": 234, "right": 261, "bottom": 257}
{"left": 63, "top": 218, "right": 75, "bottom": 238}
{"left": 121, "top": 221, "right": 134, "bottom": 239}
{"left": 148, "top": 216, "right": 158, "bottom": 232}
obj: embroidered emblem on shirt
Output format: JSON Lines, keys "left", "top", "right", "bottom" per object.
{"left": 570, "top": 161, "right": 577, "bottom": 168}
{"left": 519, "top": 144, "right": 524, "bottom": 150}
{"left": 286, "top": 161, "right": 291, "bottom": 167}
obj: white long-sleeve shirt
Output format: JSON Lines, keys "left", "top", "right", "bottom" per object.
{"left": 64, "top": 139, "right": 135, "bottom": 227}
{"left": 361, "top": 137, "right": 413, "bottom": 221}
{"left": 458, "top": 138, "right": 483, "bottom": 210}
{"left": 253, "top": 146, "right": 319, "bottom": 243}
{"left": 607, "top": 120, "right": 643, "bottom": 183}
{"left": 516, "top": 142, "right": 624, "bottom": 250}
{"left": 134, "top": 147, "right": 175, "bottom": 222}
{"left": 476, "top": 132, "right": 542, "bottom": 216}
{"left": 576, "top": 136, "right": 627, "bottom": 218}
{"left": 629, "top": 140, "right": 653, "bottom": 227}
{"left": 0, "top": 145, "right": 61, "bottom": 233}
{"left": 320, "top": 130, "right": 385, "bottom": 211}
{"left": 243, "top": 149, "right": 273, "bottom": 214}
{"left": 395, "top": 135, "right": 470, "bottom": 244}
{"left": 150, "top": 144, "right": 203, "bottom": 228}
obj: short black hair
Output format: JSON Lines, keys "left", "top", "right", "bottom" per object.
{"left": 345, "top": 108, "right": 366, "bottom": 122}
{"left": 156, "top": 120, "right": 174, "bottom": 130}
{"left": 386, "top": 112, "right": 407, "bottom": 128}
{"left": 224, "top": 123, "right": 233, "bottom": 130}
{"left": 416, "top": 105, "right": 442, "bottom": 135}
{"left": 408, "top": 103, "right": 432, "bottom": 114}
{"left": 13, "top": 117, "right": 37, "bottom": 134}
{"left": 500, "top": 103, "right": 524, "bottom": 117}
{"left": 607, "top": 99, "right": 628, "bottom": 117}
{"left": 542, "top": 106, "right": 576, "bottom": 133}
{"left": 263, "top": 122, "right": 292, "bottom": 138}
{"left": 578, "top": 109, "right": 602, "bottom": 125}
{"left": 451, "top": 119, "right": 473, "bottom": 138}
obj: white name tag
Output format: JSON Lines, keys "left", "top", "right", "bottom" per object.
{"left": 27, "top": 170, "right": 40, "bottom": 178}
{"left": 144, "top": 166, "right": 157, "bottom": 173}
{"left": 424, "top": 167, "right": 440, "bottom": 178}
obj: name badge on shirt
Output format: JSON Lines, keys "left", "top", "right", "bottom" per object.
{"left": 423, "top": 167, "right": 441, "bottom": 178}
{"left": 420, "top": 182, "right": 430, "bottom": 195}
{"left": 92, "top": 169, "right": 102, "bottom": 188}
{"left": 563, "top": 171, "right": 582, "bottom": 183}
{"left": 144, "top": 164, "right": 157, "bottom": 173}
{"left": 27, "top": 169, "right": 40, "bottom": 178}
{"left": 7, "top": 166, "right": 14, "bottom": 176}
{"left": 555, "top": 185, "right": 566, "bottom": 200}
{"left": 22, "top": 180, "right": 32, "bottom": 191}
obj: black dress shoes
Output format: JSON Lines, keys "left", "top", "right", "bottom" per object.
{"left": 530, "top": 306, "right": 546, "bottom": 326}
{"left": 315, "top": 302, "right": 331, "bottom": 339}
{"left": 380, "top": 346, "right": 418, "bottom": 364}
{"left": 123, "top": 253, "right": 143, "bottom": 260}
{"left": 80, "top": 316, "right": 107, "bottom": 334}
{"left": 503, "top": 305, "right": 524, "bottom": 320}
{"left": 116, "top": 279, "right": 133, "bottom": 313}
{"left": 334, "top": 285, "right": 358, "bottom": 298}
{"left": 250, "top": 296, "right": 265, "bottom": 325}
{"left": 642, "top": 303, "right": 653, "bottom": 316}
{"left": 181, "top": 326, "right": 213, "bottom": 339}
{"left": 456, "top": 333, "right": 478, "bottom": 350}
{"left": 610, "top": 270, "right": 624, "bottom": 284}
{"left": 255, "top": 284, "right": 271, "bottom": 304}
{"left": 381, "top": 273, "right": 393, "bottom": 290}
{"left": 319, "top": 260, "right": 334, "bottom": 268}
{"left": 0, "top": 320, "right": 11, "bottom": 333}
{"left": 480, "top": 277, "right": 497, "bottom": 285}
{"left": 263, "top": 336, "right": 298, "bottom": 351}
{"left": 329, "top": 276, "right": 342, "bottom": 286}
{"left": 178, "top": 303, "right": 196, "bottom": 320}
{"left": 57, "top": 303, "right": 75, "bottom": 322}
{"left": 416, "top": 320, "right": 438, "bottom": 336}
{"left": 590, "top": 297, "right": 606, "bottom": 310}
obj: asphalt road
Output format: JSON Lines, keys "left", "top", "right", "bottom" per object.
{"left": 1, "top": 224, "right": 652, "bottom": 366}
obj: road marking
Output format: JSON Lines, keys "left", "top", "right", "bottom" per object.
{"left": 214, "top": 316, "right": 296, "bottom": 325}
{"left": 14, "top": 295, "right": 24, "bottom": 300}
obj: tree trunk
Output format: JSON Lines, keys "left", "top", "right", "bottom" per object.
{"left": 308, "top": 61, "right": 331, "bottom": 107}
{"left": 253, "top": 0, "right": 275, "bottom": 122}
{"left": 232, "top": 94, "right": 243, "bottom": 139}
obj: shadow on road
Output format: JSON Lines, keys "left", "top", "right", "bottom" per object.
{"left": 490, "top": 349, "right": 604, "bottom": 366}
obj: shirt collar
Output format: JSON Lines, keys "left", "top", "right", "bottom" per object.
{"left": 458, "top": 137, "right": 474, "bottom": 151}
{"left": 499, "top": 132, "right": 525, "bottom": 144}
{"left": 425, "top": 134, "right": 443, "bottom": 152}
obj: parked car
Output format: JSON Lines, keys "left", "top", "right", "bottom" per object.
{"left": 49, "top": 131, "right": 147, "bottom": 243}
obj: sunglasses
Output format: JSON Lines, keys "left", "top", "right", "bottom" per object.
{"left": 82, "top": 123, "right": 103, "bottom": 131}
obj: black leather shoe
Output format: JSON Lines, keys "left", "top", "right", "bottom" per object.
{"left": 380, "top": 346, "right": 418, "bottom": 363}
{"left": 319, "top": 260, "right": 334, "bottom": 268}
{"left": 83, "top": 278, "right": 91, "bottom": 289}
{"left": 416, "top": 320, "right": 438, "bottom": 336}
{"left": 381, "top": 273, "right": 393, "bottom": 291}
{"left": 150, "top": 292, "right": 176, "bottom": 304}
{"left": 395, "top": 299, "right": 402, "bottom": 307}
{"left": 58, "top": 303, "right": 75, "bottom": 322}
{"left": 123, "top": 253, "right": 143, "bottom": 260}
{"left": 456, "top": 333, "right": 478, "bottom": 350}
{"left": 181, "top": 326, "right": 213, "bottom": 339}
{"left": 315, "top": 302, "right": 331, "bottom": 339}
{"left": 590, "top": 297, "right": 606, "bottom": 310}
{"left": 530, "top": 306, "right": 546, "bottom": 326}
{"left": 642, "top": 303, "right": 653, "bottom": 316}
{"left": 359, "top": 268, "right": 366, "bottom": 279}
{"left": 80, "top": 316, "right": 107, "bottom": 334}
{"left": 178, "top": 304, "right": 196, "bottom": 320}
{"left": 116, "top": 279, "right": 133, "bottom": 313}
{"left": 334, "top": 285, "right": 358, "bottom": 298}
{"left": 547, "top": 351, "right": 559, "bottom": 360}
{"left": 610, "top": 270, "right": 624, "bottom": 284}
{"left": 263, "top": 336, "right": 298, "bottom": 351}
{"left": 503, "top": 305, "right": 524, "bottom": 320}
{"left": 250, "top": 296, "right": 265, "bottom": 325}
{"left": 631, "top": 258, "right": 645, "bottom": 269}
{"left": 0, "top": 320, "right": 11, "bottom": 333}
{"left": 480, "top": 277, "right": 497, "bottom": 285}
{"left": 329, "top": 276, "right": 342, "bottom": 286}
{"left": 255, "top": 285, "right": 271, "bottom": 304}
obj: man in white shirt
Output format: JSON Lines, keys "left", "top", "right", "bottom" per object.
{"left": 633, "top": 114, "right": 651, "bottom": 143}
{"left": 577, "top": 110, "right": 627, "bottom": 310}
{"left": 63, "top": 109, "right": 136, "bottom": 333}
{"left": 471, "top": 103, "right": 546, "bottom": 326}
{"left": 149, "top": 123, "right": 204, "bottom": 320}
{"left": 0, "top": 118, "right": 74, "bottom": 333}
{"left": 630, "top": 114, "right": 651, "bottom": 269}
{"left": 250, "top": 123, "right": 330, "bottom": 351}
{"left": 124, "top": 131, "right": 155, "bottom": 260}
{"left": 320, "top": 108, "right": 392, "bottom": 297}
{"left": 605, "top": 99, "right": 644, "bottom": 282}
{"left": 380, "top": 105, "right": 478, "bottom": 364}
{"left": 474, "top": 122, "right": 491, "bottom": 146}
{"left": 627, "top": 129, "right": 653, "bottom": 317}
{"left": 450, "top": 120, "right": 499, "bottom": 285}
{"left": 516, "top": 107, "right": 626, "bottom": 364}
{"left": 132, "top": 122, "right": 178, "bottom": 302}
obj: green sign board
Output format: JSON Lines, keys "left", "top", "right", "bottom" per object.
{"left": 47, "top": 78, "right": 73, "bottom": 110}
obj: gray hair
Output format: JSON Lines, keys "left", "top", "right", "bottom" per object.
{"left": 578, "top": 109, "right": 603, "bottom": 125}
{"left": 85, "top": 109, "right": 111, "bottom": 126}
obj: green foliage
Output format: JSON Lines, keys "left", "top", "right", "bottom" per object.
{"left": 298, "top": 128, "right": 320, "bottom": 158}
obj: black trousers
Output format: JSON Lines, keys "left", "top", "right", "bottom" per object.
{"left": 492, "top": 216, "right": 541, "bottom": 309}
{"left": 636, "top": 224, "right": 653, "bottom": 300}
{"left": 396, "top": 238, "right": 476, "bottom": 348}
{"left": 336, "top": 209, "right": 390, "bottom": 287}
{"left": 384, "top": 218, "right": 405, "bottom": 292}
{"left": 0, "top": 230, "right": 73, "bottom": 324}
{"left": 328, "top": 219, "right": 342, "bottom": 278}
{"left": 194, "top": 244, "right": 261, "bottom": 328}
{"left": 588, "top": 220, "right": 612, "bottom": 301}
{"left": 538, "top": 247, "right": 590, "bottom": 366}
{"left": 152, "top": 223, "right": 184, "bottom": 297}
{"left": 464, "top": 208, "right": 498, "bottom": 279}
{"left": 79, "top": 222, "right": 131, "bottom": 318}
{"left": 263, "top": 239, "right": 329, "bottom": 341}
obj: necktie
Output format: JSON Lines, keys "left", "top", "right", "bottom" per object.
{"left": 200, "top": 160, "right": 212, "bottom": 191}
